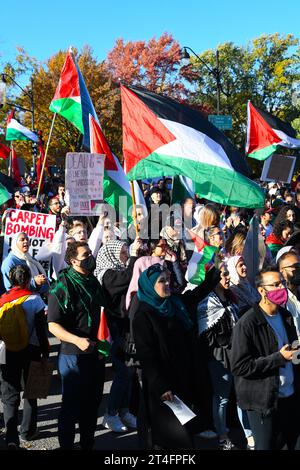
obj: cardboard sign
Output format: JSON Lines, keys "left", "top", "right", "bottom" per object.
{"left": 3, "top": 209, "right": 57, "bottom": 275}
{"left": 65, "top": 152, "right": 105, "bottom": 215}
{"left": 23, "top": 360, "right": 55, "bottom": 399}
{"left": 261, "top": 154, "right": 296, "bottom": 184}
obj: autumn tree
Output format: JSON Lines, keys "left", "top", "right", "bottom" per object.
{"left": 105, "top": 33, "right": 187, "bottom": 98}
{"left": 0, "top": 46, "right": 121, "bottom": 168}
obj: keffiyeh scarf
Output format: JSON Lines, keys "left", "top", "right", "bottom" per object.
{"left": 95, "top": 240, "right": 127, "bottom": 285}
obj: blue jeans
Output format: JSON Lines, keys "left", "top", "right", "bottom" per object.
{"left": 237, "top": 406, "right": 252, "bottom": 439}
{"left": 58, "top": 352, "right": 105, "bottom": 449}
{"left": 207, "top": 360, "right": 232, "bottom": 437}
{"left": 107, "top": 335, "right": 134, "bottom": 416}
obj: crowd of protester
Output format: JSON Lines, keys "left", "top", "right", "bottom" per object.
{"left": 1, "top": 172, "right": 300, "bottom": 451}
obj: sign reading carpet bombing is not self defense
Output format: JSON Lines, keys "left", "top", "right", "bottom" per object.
{"left": 65, "top": 153, "right": 105, "bottom": 216}
{"left": 3, "top": 209, "right": 57, "bottom": 274}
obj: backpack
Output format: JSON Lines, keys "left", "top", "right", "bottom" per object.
{"left": 0, "top": 295, "right": 30, "bottom": 352}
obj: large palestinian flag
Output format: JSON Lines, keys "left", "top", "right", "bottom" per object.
{"left": 121, "top": 85, "right": 264, "bottom": 209}
{"left": 246, "top": 101, "right": 300, "bottom": 161}
{"left": 49, "top": 48, "right": 98, "bottom": 150}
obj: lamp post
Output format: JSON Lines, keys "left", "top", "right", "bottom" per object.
{"left": 181, "top": 46, "right": 228, "bottom": 115}
{"left": 0, "top": 73, "right": 36, "bottom": 169}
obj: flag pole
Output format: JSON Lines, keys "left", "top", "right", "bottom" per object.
{"left": 37, "top": 113, "right": 56, "bottom": 199}
{"left": 130, "top": 180, "right": 139, "bottom": 238}
{"left": 8, "top": 142, "right": 12, "bottom": 177}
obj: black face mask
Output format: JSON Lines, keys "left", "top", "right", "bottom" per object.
{"left": 78, "top": 255, "right": 96, "bottom": 273}
{"left": 290, "top": 267, "right": 300, "bottom": 286}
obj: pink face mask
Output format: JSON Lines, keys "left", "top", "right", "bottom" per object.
{"left": 266, "top": 287, "right": 288, "bottom": 306}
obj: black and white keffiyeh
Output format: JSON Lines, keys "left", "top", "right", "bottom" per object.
{"left": 197, "top": 291, "right": 239, "bottom": 336}
{"left": 95, "top": 240, "right": 127, "bottom": 285}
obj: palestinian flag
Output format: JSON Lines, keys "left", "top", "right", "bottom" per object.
{"left": 0, "top": 143, "right": 10, "bottom": 159}
{"left": 90, "top": 115, "right": 145, "bottom": 224}
{"left": 121, "top": 85, "right": 264, "bottom": 209}
{"left": 5, "top": 111, "right": 38, "bottom": 142}
{"left": 266, "top": 232, "right": 283, "bottom": 259}
{"left": 96, "top": 309, "right": 111, "bottom": 357}
{"left": 186, "top": 230, "right": 219, "bottom": 285}
{"left": 171, "top": 175, "right": 195, "bottom": 204}
{"left": 246, "top": 101, "right": 300, "bottom": 161}
{"left": 49, "top": 48, "right": 98, "bottom": 150}
{"left": 0, "top": 182, "right": 12, "bottom": 206}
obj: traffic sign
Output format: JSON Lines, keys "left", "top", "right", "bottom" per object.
{"left": 208, "top": 114, "right": 232, "bottom": 130}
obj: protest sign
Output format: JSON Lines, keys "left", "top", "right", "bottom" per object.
{"left": 23, "top": 360, "right": 55, "bottom": 399}
{"left": 261, "top": 154, "right": 296, "bottom": 184}
{"left": 65, "top": 152, "right": 105, "bottom": 215}
{"left": 3, "top": 209, "right": 56, "bottom": 275}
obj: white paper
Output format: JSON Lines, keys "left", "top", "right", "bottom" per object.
{"left": 65, "top": 152, "right": 105, "bottom": 215}
{"left": 163, "top": 395, "right": 196, "bottom": 425}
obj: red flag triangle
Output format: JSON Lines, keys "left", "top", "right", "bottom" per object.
{"left": 89, "top": 115, "right": 118, "bottom": 171}
{"left": 246, "top": 101, "right": 281, "bottom": 154}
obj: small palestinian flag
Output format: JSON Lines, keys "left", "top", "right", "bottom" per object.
{"left": 186, "top": 230, "right": 219, "bottom": 285}
{"left": 6, "top": 111, "right": 39, "bottom": 142}
{"left": 246, "top": 101, "right": 300, "bottom": 161}
{"left": 96, "top": 309, "right": 111, "bottom": 357}
{"left": 49, "top": 48, "right": 98, "bottom": 150}
{"left": 266, "top": 232, "right": 283, "bottom": 259}
{"left": 121, "top": 85, "right": 264, "bottom": 209}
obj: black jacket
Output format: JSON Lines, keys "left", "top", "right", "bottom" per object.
{"left": 101, "top": 256, "right": 138, "bottom": 337}
{"left": 230, "top": 303, "right": 300, "bottom": 413}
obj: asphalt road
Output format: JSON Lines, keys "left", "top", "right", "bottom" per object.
{"left": 0, "top": 336, "right": 246, "bottom": 451}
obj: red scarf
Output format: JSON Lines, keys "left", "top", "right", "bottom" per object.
{"left": 0, "top": 287, "right": 32, "bottom": 308}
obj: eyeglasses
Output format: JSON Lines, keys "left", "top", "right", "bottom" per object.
{"left": 261, "top": 280, "right": 287, "bottom": 288}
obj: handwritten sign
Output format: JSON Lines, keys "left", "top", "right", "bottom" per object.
{"left": 3, "top": 209, "right": 56, "bottom": 275}
{"left": 65, "top": 152, "right": 105, "bottom": 215}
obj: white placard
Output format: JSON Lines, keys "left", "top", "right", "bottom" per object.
{"left": 65, "top": 152, "right": 105, "bottom": 215}
{"left": 3, "top": 209, "right": 57, "bottom": 276}
{"left": 163, "top": 395, "right": 196, "bottom": 425}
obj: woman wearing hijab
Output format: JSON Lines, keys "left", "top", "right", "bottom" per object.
{"left": 227, "top": 256, "right": 261, "bottom": 316}
{"left": 1, "top": 232, "right": 49, "bottom": 294}
{"left": 95, "top": 238, "right": 142, "bottom": 433}
{"left": 133, "top": 263, "right": 221, "bottom": 449}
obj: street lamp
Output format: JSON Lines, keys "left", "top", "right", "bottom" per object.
{"left": 181, "top": 46, "right": 229, "bottom": 115}
{"left": 0, "top": 73, "right": 36, "bottom": 169}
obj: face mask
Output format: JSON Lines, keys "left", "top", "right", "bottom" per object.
{"left": 290, "top": 268, "right": 300, "bottom": 286}
{"left": 265, "top": 287, "right": 288, "bottom": 306}
{"left": 78, "top": 255, "right": 96, "bottom": 272}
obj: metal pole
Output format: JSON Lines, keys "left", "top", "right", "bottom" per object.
{"left": 216, "top": 50, "right": 220, "bottom": 115}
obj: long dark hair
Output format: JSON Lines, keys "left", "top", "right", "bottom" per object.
{"left": 9, "top": 265, "right": 31, "bottom": 287}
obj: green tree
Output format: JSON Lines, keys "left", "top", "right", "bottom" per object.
{"left": 182, "top": 33, "right": 300, "bottom": 155}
